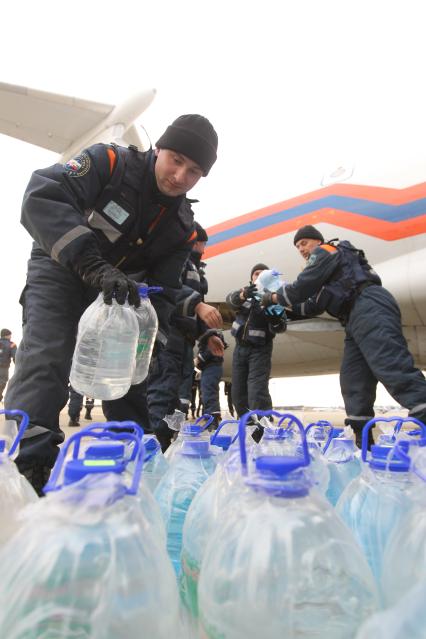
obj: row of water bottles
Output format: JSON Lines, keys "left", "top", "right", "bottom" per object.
{"left": 70, "top": 284, "right": 161, "bottom": 401}
{"left": 2, "top": 408, "right": 426, "bottom": 637}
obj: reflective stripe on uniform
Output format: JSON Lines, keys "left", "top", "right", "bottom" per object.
{"left": 88, "top": 211, "right": 123, "bottom": 243}
{"left": 157, "top": 330, "right": 168, "bottom": 346}
{"left": 51, "top": 226, "right": 93, "bottom": 261}
{"left": 409, "top": 403, "right": 426, "bottom": 415}
{"left": 248, "top": 329, "right": 266, "bottom": 338}
{"left": 182, "top": 291, "right": 199, "bottom": 317}
{"left": 231, "top": 321, "right": 240, "bottom": 332}
{"left": 346, "top": 415, "right": 375, "bottom": 421}
{"left": 22, "top": 424, "right": 52, "bottom": 439}
{"left": 185, "top": 270, "right": 201, "bottom": 282}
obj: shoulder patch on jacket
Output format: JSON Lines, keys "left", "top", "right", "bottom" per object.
{"left": 64, "top": 153, "right": 91, "bottom": 178}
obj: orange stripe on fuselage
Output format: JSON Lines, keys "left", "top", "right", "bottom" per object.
{"left": 203, "top": 209, "right": 426, "bottom": 259}
{"left": 207, "top": 182, "right": 426, "bottom": 235}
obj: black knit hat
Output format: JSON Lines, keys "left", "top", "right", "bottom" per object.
{"left": 293, "top": 225, "right": 324, "bottom": 245}
{"left": 156, "top": 114, "right": 218, "bottom": 176}
{"left": 194, "top": 221, "right": 208, "bottom": 242}
{"left": 250, "top": 263, "right": 269, "bottom": 280}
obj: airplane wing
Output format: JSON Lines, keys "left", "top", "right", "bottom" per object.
{"left": 0, "top": 81, "right": 113, "bottom": 153}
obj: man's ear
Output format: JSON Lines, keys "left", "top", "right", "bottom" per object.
{"left": 154, "top": 148, "right": 160, "bottom": 157}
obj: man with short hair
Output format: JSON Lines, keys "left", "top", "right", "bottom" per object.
{"left": 263, "top": 224, "right": 426, "bottom": 447}
{"left": 0, "top": 329, "right": 16, "bottom": 402}
{"left": 6, "top": 114, "right": 221, "bottom": 493}
{"left": 226, "top": 264, "right": 287, "bottom": 418}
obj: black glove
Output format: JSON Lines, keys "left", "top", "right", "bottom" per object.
{"left": 77, "top": 254, "right": 140, "bottom": 307}
{"left": 242, "top": 283, "right": 258, "bottom": 300}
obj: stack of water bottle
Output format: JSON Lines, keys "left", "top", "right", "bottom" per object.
{"left": 70, "top": 284, "right": 161, "bottom": 400}
{"left": 2, "top": 406, "right": 426, "bottom": 638}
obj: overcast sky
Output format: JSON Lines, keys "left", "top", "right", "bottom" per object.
{"left": 1, "top": 0, "right": 423, "bottom": 405}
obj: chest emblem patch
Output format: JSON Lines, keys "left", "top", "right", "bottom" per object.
{"left": 64, "top": 153, "right": 91, "bottom": 178}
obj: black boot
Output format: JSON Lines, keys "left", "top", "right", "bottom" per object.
{"left": 84, "top": 410, "right": 92, "bottom": 420}
{"left": 68, "top": 418, "right": 80, "bottom": 427}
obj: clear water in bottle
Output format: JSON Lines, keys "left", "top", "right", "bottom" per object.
{"left": 132, "top": 286, "right": 160, "bottom": 385}
{"left": 324, "top": 437, "right": 361, "bottom": 506}
{"left": 254, "top": 268, "right": 283, "bottom": 294}
{"left": 154, "top": 439, "right": 217, "bottom": 575}
{"left": 0, "top": 429, "right": 181, "bottom": 639}
{"left": 70, "top": 293, "right": 139, "bottom": 400}
{"left": 198, "top": 455, "right": 378, "bottom": 639}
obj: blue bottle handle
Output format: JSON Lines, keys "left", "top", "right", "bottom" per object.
{"left": 194, "top": 414, "right": 214, "bottom": 431}
{"left": 361, "top": 416, "right": 426, "bottom": 462}
{"left": 238, "top": 410, "right": 309, "bottom": 476}
{"left": 44, "top": 423, "right": 145, "bottom": 495}
{"left": 143, "top": 437, "right": 161, "bottom": 463}
{"left": 72, "top": 420, "right": 144, "bottom": 461}
{"left": 0, "top": 409, "right": 30, "bottom": 457}
{"left": 210, "top": 419, "right": 240, "bottom": 445}
{"left": 138, "top": 285, "right": 164, "bottom": 298}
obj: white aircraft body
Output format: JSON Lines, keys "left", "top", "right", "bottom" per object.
{"left": 1, "top": 81, "right": 426, "bottom": 379}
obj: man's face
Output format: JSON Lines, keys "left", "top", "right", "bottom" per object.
{"left": 295, "top": 238, "right": 322, "bottom": 261}
{"left": 193, "top": 240, "right": 207, "bottom": 255}
{"left": 251, "top": 269, "right": 264, "bottom": 283}
{"left": 154, "top": 149, "right": 203, "bottom": 197}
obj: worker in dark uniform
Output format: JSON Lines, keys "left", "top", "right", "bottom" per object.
{"left": 0, "top": 329, "right": 16, "bottom": 402}
{"left": 67, "top": 385, "right": 95, "bottom": 426}
{"left": 5, "top": 114, "right": 220, "bottom": 494}
{"left": 263, "top": 224, "right": 426, "bottom": 447}
{"left": 147, "top": 222, "right": 224, "bottom": 450}
{"left": 226, "top": 264, "right": 287, "bottom": 418}
{"left": 195, "top": 330, "right": 227, "bottom": 428}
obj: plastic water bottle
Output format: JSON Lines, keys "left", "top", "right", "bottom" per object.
{"left": 0, "top": 410, "right": 38, "bottom": 546}
{"left": 132, "top": 285, "right": 162, "bottom": 384}
{"left": 254, "top": 268, "right": 283, "bottom": 294}
{"left": 141, "top": 434, "right": 169, "bottom": 493}
{"left": 324, "top": 435, "right": 361, "bottom": 506}
{"left": 70, "top": 293, "right": 139, "bottom": 400}
{"left": 381, "top": 441, "right": 426, "bottom": 606}
{"left": 198, "top": 410, "right": 378, "bottom": 639}
{"left": 0, "top": 426, "right": 181, "bottom": 639}
{"left": 180, "top": 437, "right": 249, "bottom": 619}
{"left": 336, "top": 417, "right": 424, "bottom": 592}
{"left": 154, "top": 439, "right": 217, "bottom": 575}
{"left": 356, "top": 579, "right": 426, "bottom": 639}
{"left": 164, "top": 414, "right": 214, "bottom": 462}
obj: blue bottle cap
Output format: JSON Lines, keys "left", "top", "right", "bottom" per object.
{"left": 181, "top": 440, "right": 211, "bottom": 457}
{"left": 64, "top": 458, "right": 127, "bottom": 485}
{"left": 249, "top": 455, "right": 310, "bottom": 497}
{"left": 182, "top": 424, "right": 203, "bottom": 436}
{"left": 255, "top": 455, "right": 304, "bottom": 477}
{"left": 143, "top": 435, "right": 159, "bottom": 451}
{"left": 368, "top": 444, "right": 410, "bottom": 472}
{"left": 210, "top": 434, "right": 232, "bottom": 451}
{"left": 85, "top": 441, "right": 125, "bottom": 460}
{"left": 0, "top": 440, "right": 5, "bottom": 454}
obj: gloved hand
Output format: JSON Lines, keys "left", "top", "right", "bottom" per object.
{"left": 242, "top": 283, "right": 258, "bottom": 300}
{"left": 77, "top": 255, "right": 140, "bottom": 307}
{"left": 264, "top": 304, "right": 286, "bottom": 318}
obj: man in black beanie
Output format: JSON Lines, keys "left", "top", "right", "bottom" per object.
{"left": 6, "top": 112, "right": 221, "bottom": 492}
{"left": 226, "top": 264, "right": 286, "bottom": 424}
{"left": 262, "top": 224, "right": 426, "bottom": 448}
